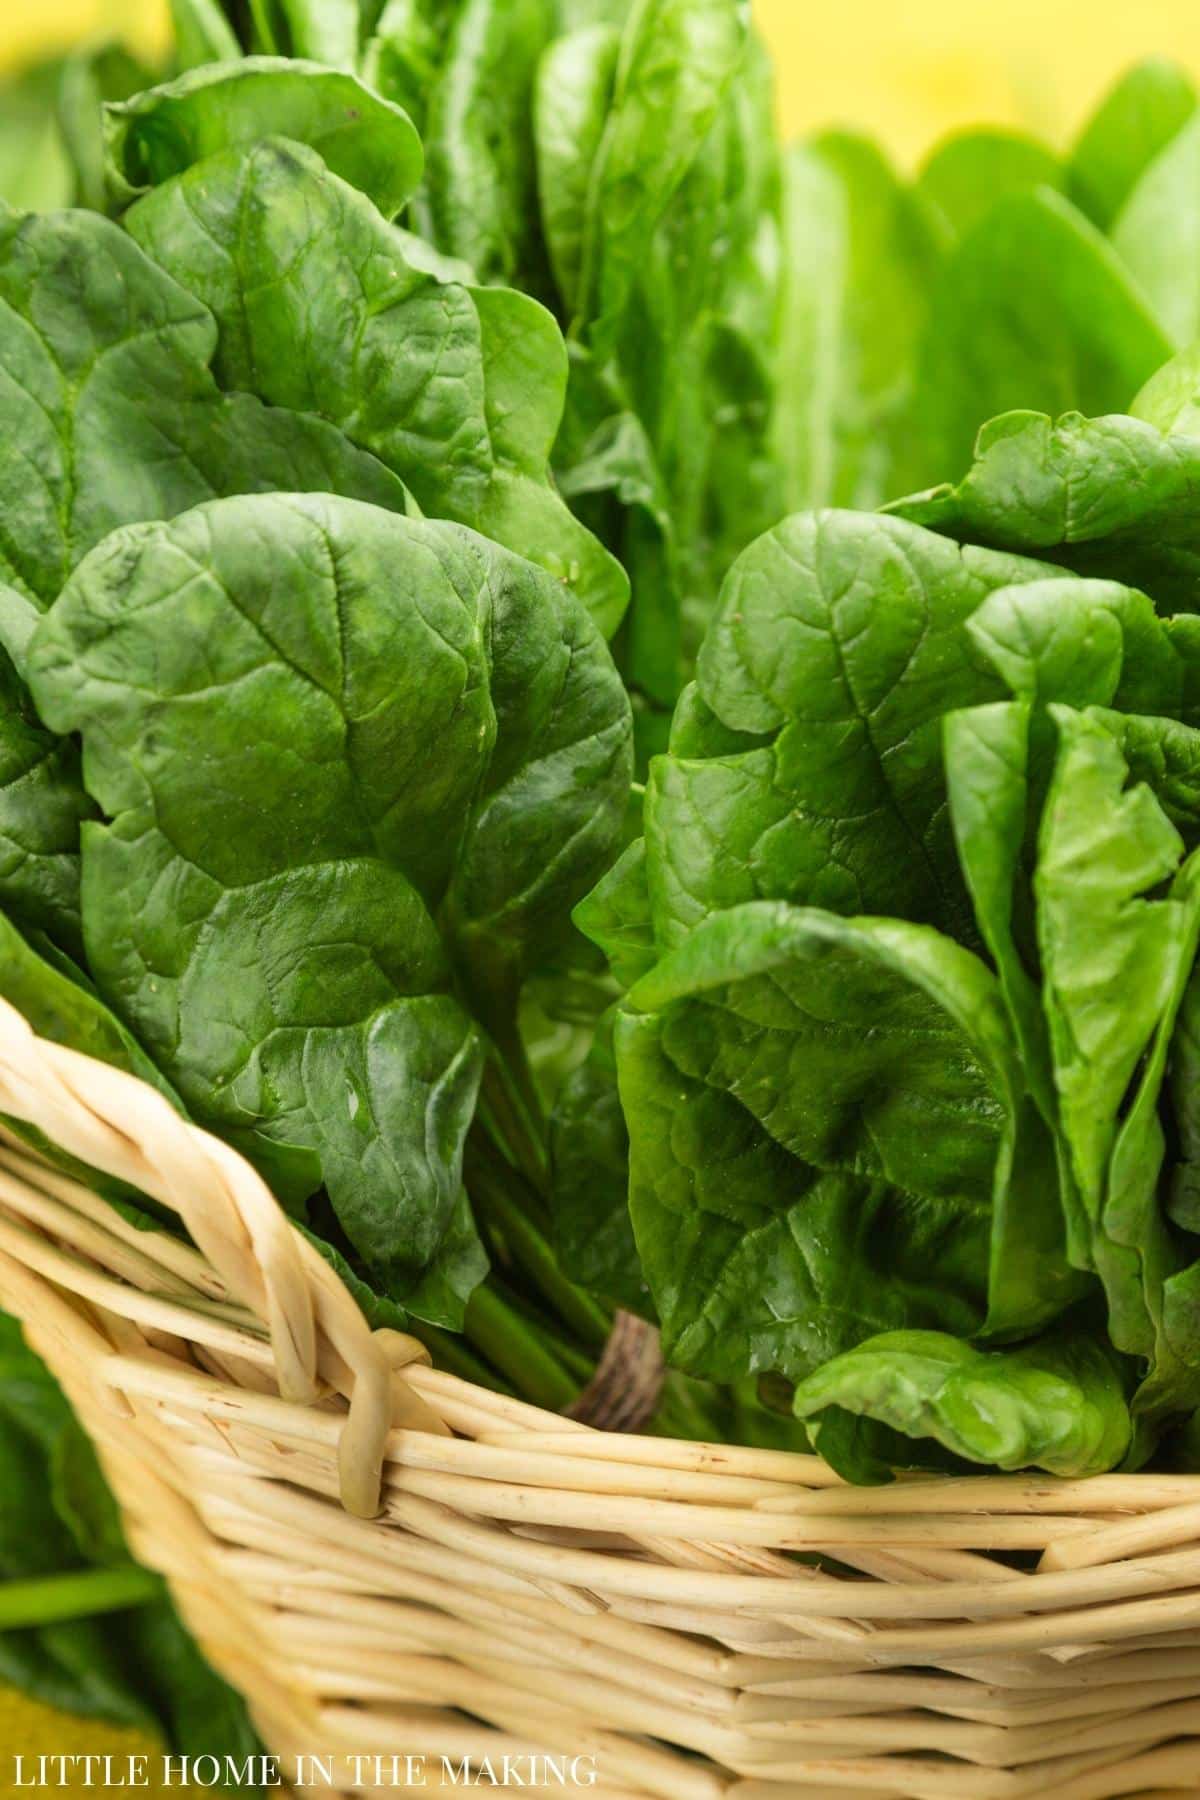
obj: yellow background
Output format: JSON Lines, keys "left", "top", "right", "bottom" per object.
{"left": 2, "top": 0, "right": 1200, "bottom": 1783}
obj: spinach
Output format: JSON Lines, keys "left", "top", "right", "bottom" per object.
{"left": 1112, "top": 113, "right": 1200, "bottom": 347}
{"left": 776, "top": 133, "right": 941, "bottom": 512}
{"left": 104, "top": 59, "right": 424, "bottom": 216}
{"left": 28, "top": 493, "right": 631, "bottom": 1314}
{"left": 123, "top": 135, "right": 628, "bottom": 637}
{"left": 794, "top": 1326, "right": 1133, "bottom": 1479}
{"left": 12, "top": 0, "right": 1200, "bottom": 1650}
{"left": 582, "top": 447, "right": 1200, "bottom": 1476}
{"left": 647, "top": 511, "right": 1056, "bottom": 949}
{"left": 910, "top": 192, "right": 1171, "bottom": 485}
{"left": 889, "top": 408, "right": 1200, "bottom": 615}
{"left": 919, "top": 129, "right": 1064, "bottom": 242}
{"left": 1069, "top": 59, "right": 1197, "bottom": 231}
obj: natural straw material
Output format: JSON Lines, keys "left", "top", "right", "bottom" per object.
{"left": 0, "top": 998, "right": 1199, "bottom": 1797}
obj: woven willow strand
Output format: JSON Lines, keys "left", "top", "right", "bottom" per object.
{"left": 0, "top": 994, "right": 1198, "bottom": 1797}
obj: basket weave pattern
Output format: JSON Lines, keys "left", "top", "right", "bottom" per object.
{"left": 1, "top": 998, "right": 1200, "bottom": 1798}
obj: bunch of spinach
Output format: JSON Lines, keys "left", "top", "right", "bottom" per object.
{"left": 5, "top": 13, "right": 1200, "bottom": 1756}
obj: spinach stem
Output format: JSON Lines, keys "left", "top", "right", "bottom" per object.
{"left": 466, "top": 1146, "right": 611, "bottom": 1349}
{"left": 480, "top": 1040, "right": 550, "bottom": 1196}
{"left": 489, "top": 1280, "right": 598, "bottom": 1384}
{"left": 463, "top": 1284, "right": 578, "bottom": 1412}
{"left": 406, "top": 1320, "right": 515, "bottom": 1394}
{"left": 0, "top": 1568, "right": 160, "bottom": 1632}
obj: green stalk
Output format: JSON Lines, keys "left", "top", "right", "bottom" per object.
{"left": 491, "top": 1282, "right": 598, "bottom": 1384}
{"left": 406, "top": 1320, "right": 515, "bottom": 1394}
{"left": 466, "top": 1145, "right": 611, "bottom": 1349}
{"left": 0, "top": 1568, "right": 160, "bottom": 1632}
{"left": 480, "top": 1037, "right": 550, "bottom": 1196}
{"left": 463, "top": 1285, "right": 578, "bottom": 1413}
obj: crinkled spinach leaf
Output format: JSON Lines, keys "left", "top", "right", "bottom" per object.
{"left": 890, "top": 408, "right": 1200, "bottom": 617}
{"left": 793, "top": 1326, "right": 1132, "bottom": 1478}
{"left": 643, "top": 510, "right": 1056, "bottom": 952}
{"left": 124, "top": 137, "right": 628, "bottom": 636}
{"left": 29, "top": 493, "right": 630, "bottom": 1315}
{"left": 615, "top": 901, "right": 1082, "bottom": 1382}
{"left": 105, "top": 60, "right": 423, "bottom": 217}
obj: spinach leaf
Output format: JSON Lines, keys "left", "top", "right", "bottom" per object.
{"left": 169, "top": 0, "right": 243, "bottom": 71}
{"left": 1069, "top": 58, "right": 1197, "bottom": 231}
{"left": 0, "top": 199, "right": 409, "bottom": 950}
{"left": 0, "top": 63, "right": 74, "bottom": 213}
{"left": 1113, "top": 113, "right": 1200, "bottom": 347}
{"left": 535, "top": 24, "right": 620, "bottom": 315}
{"left": 910, "top": 192, "right": 1172, "bottom": 485}
{"left": 890, "top": 408, "right": 1200, "bottom": 616}
{"left": 0, "top": 640, "right": 92, "bottom": 958}
{"left": 644, "top": 511, "right": 1055, "bottom": 952}
{"left": 775, "top": 133, "right": 941, "bottom": 511}
{"left": 919, "top": 128, "right": 1063, "bottom": 242}
{"left": 615, "top": 903, "right": 1021, "bottom": 1383}
{"left": 0, "top": 200, "right": 407, "bottom": 612}
{"left": 423, "top": 0, "right": 556, "bottom": 290}
{"left": 29, "top": 493, "right": 630, "bottom": 1315}
{"left": 363, "top": 0, "right": 459, "bottom": 135}
{"left": 548, "top": 1009, "right": 647, "bottom": 1313}
{"left": 105, "top": 60, "right": 423, "bottom": 218}
{"left": 58, "top": 44, "right": 153, "bottom": 215}
{"left": 124, "top": 137, "right": 628, "bottom": 637}
{"left": 1037, "top": 705, "right": 1200, "bottom": 1418}
{"left": 1133, "top": 342, "right": 1200, "bottom": 436}
{"left": 793, "top": 1326, "right": 1132, "bottom": 1478}
{"left": 575, "top": 0, "right": 748, "bottom": 357}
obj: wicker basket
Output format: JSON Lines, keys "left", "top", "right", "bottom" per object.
{"left": 2, "top": 997, "right": 1200, "bottom": 1799}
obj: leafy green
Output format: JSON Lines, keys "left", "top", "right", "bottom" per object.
{"left": 575, "top": 0, "right": 747, "bottom": 356}
{"left": 910, "top": 192, "right": 1171, "bottom": 484}
{"left": 58, "top": 44, "right": 153, "bottom": 215}
{"left": 535, "top": 25, "right": 620, "bottom": 314}
{"left": 0, "top": 197, "right": 410, "bottom": 953}
{"left": 1069, "top": 58, "right": 1197, "bottom": 231}
{"left": 0, "top": 200, "right": 407, "bottom": 612}
{"left": 1037, "top": 706, "right": 1200, "bottom": 1418}
{"left": 29, "top": 492, "right": 630, "bottom": 1315}
{"left": 12, "top": 1, "right": 1200, "bottom": 1586}
{"left": 124, "top": 137, "right": 628, "bottom": 636}
{"left": 776, "top": 134, "right": 940, "bottom": 510}
{"left": 1113, "top": 113, "right": 1200, "bottom": 347}
{"left": 169, "top": 0, "right": 242, "bottom": 71}
{"left": 0, "top": 63, "right": 74, "bottom": 212}
{"left": 645, "top": 510, "right": 1055, "bottom": 951}
{"left": 549, "top": 1010, "right": 646, "bottom": 1313}
{"left": 919, "top": 128, "right": 1063, "bottom": 241}
{"left": 105, "top": 60, "right": 424, "bottom": 218}
{"left": 890, "top": 408, "right": 1200, "bottom": 617}
{"left": 422, "top": 0, "right": 556, "bottom": 290}
{"left": 793, "top": 1326, "right": 1132, "bottom": 1478}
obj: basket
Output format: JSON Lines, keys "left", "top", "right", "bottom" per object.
{"left": 2, "top": 997, "right": 1200, "bottom": 1800}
